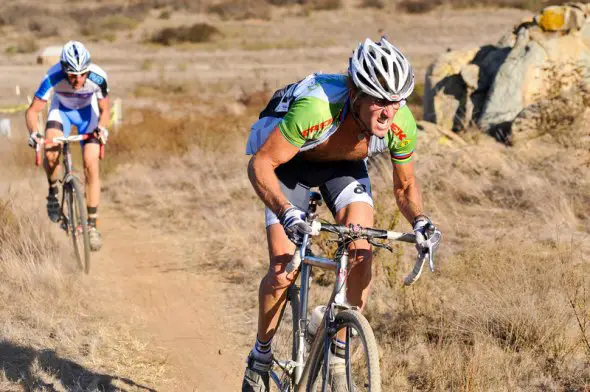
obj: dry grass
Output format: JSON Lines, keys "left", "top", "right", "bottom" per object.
{"left": 0, "top": 186, "right": 165, "bottom": 391}
{"left": 0, "top": 135, "right": 166, "bottom": 391}
{"left": 510, "top": 62, "right": 590, "bottom": 148}
{"left": 208, "top": 0, "right": 272, "bottom": 20}
{"left": 150, "top": 23, "right": 221, "bottom": 45}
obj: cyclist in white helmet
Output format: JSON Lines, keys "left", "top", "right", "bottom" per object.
{"left": 25, "top": 40, "right": 110, "bottom": 251}
{"left": 242, "top": 36, "right": 440, "bottom": 392}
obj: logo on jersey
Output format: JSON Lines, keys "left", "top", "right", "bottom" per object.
{"left": 88, "top": 72, "right": 104, "bottom": 86}
{"left": 390, "top": 123, "right": 406, "bottom": 141}
{"left": 301, "top": 118, "right": 334, "bottom": 138}
{"left": 354, "top": 184, "right": 367, "bottom": 194}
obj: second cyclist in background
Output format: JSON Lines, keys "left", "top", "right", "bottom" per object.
{"left": 25, "top": 40, "right": 110, "bottom": 251}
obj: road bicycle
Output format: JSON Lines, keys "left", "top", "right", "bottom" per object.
{"left": 35, "top": 134, "right": 104, "bottom": 274}
{"left": 270, "top": 192, "right": 441, "bottom": 391}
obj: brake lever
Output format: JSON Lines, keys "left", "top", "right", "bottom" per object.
{"left": 424, "top": 228, "right": 441, "bottom": 272}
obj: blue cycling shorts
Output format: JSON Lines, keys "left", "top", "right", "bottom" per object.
{"left": 46, "top": 99, "right": 99, "bottom": 138}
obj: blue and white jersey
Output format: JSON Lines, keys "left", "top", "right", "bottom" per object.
{"left": 34, "top": 63, "right": 109, "bottom": 110}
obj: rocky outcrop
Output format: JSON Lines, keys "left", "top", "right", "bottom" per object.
{"left": 423, "top": 3, "right": 590, "bottom": 140}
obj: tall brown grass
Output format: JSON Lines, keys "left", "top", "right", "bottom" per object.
{"left": 0, "top": 140, "right": 166, "bottom": 391}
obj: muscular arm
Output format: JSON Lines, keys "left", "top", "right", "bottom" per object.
{"left": 392, "top": 160, "right": 424, "bottom": 223}
{"left": 248, "top": 127, "right": 300, "bottom": 216}
{"left": 25, "top": 97, "right": 47, "bottom": 135}
{"left": 97, "top": 97, "right": 110, "bottom": 129}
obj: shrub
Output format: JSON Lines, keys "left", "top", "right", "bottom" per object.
{"left": 101, "top": 15, "right": 140, "bottom": 31}
{"left": 397, "top": 0, "right": 441, "bottom": 13}
{"left": 5, "top": 36, "right": 39, "bottom": 54}
{"left": 396, "top": 0, "right": 574, "bottom": 13}
{"left": 360, "top": 0, "right": 385, "bottom": 9}
{"left": 267, "top": 0, "right": 304, "bottom": 5}
{"left": 208, "top": 0, "right": 271, "bottom": 20}
{"left": 150, "top": 23, "right": 221, "bottom": 45}
{"left": 511, "top": 61, "right": 590, "bottom": 147}
{"left": 304, "top": 0, "right": 342, "bottom": 11}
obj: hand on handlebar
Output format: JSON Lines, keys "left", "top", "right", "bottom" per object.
{"left": 279, "top": 205, "right": 312, "bottom": 245}
{"left": 27, "top": 132, "right": 43, "bottom": 149}
{"left": 412, "top": 215, "right": 440, "bottom": 254}
{"left": 94, "top": 126, "right": 109, "bottom": 145}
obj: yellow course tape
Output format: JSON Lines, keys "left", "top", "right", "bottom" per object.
{"left": 0, "top": 103, "right": 29, "bottom": 114}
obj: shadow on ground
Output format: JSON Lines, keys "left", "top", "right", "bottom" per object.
{"left": 0, "top": 340, "right": 156, "bottom": 392}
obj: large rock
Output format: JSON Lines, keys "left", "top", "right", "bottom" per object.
{"left": 423, "top": 3, "right": 590, "bottom": 138}
{"left": 480, "top": 18, "right": 590, "bottom": 132}
{"left": 423, "top": 44, "right": 510, "bottom": 132}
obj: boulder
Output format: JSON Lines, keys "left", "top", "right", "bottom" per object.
{"left": 480, "top": 20, "right": 590, "bottom": 133}
{"left": 423, "top": 2, "right": 590, "bottom": 139}
{"left": 423, "top": 45, "right": 510, "bottom": 132}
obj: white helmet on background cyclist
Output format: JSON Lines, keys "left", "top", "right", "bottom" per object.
{"left": 348, "top": 36, "right": 415, "bottom": 102}
{"left": 60, "top": 40, "right": 92, "bottom": 75}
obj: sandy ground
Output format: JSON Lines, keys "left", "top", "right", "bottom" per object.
{"left": 93, "top": 208, "right": 244, "bottom": 391}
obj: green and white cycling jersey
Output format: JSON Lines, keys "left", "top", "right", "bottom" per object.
{"left": 245, "top": 73, "right": 417, "bottom": 164}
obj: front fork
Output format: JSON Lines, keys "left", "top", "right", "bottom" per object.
{"left": 293, "top": 238, "right": 351, "bottom": 386}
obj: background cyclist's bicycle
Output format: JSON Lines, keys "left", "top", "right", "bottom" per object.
{"left": 35, "top": 134, "right": 104, "bottom": 274}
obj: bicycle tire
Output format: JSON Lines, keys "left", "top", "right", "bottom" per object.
{"left": 270, "top": 284, "right": 300, "bottom": 391}
{"left": 304, "top": 309, "right": 381, "bottom": 392}
{"left": 65, "top": 177, "right": 91, "bottom": 274}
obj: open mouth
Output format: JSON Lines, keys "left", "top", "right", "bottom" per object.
{"left": 375, "top": 117, "right": 389, "bottom": 132}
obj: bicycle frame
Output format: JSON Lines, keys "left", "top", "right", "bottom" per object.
{"left": 34, "top": 134, "right": 104, "bottom": 228}
{"left": 292, "top": 237, "right": 342, "bottom": 385}
{"left": 280, "top": 230, "right": 438, "bottom": 391}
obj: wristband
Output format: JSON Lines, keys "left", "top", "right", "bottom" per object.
{"left": 412, "top": 214, "right": 430, "bottom": 227}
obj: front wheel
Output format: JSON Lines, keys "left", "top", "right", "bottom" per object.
{"left": 270, "top": 284, "right": 301, "bottom": 391}
{"left": 65, "top": 177, "right": 91, "bottom": 273}
{"left": 305, "top": 309, "right": 381, "bottom": 392}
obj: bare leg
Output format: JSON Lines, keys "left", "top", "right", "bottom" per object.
{"left": 257, "top": 224, "right": 297, "bottom": 342}
{"left": 333, "top": 202, "right": 374, "bottom": 343}
{"left": 43, "top": 128, "right": 64, "bottom": 184}
{"left": 82, "top": 142, "right": 101, "bottom": 211}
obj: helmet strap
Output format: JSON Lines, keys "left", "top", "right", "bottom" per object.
{"left": 349, "top": 92, "right": 372, "bottom": 140}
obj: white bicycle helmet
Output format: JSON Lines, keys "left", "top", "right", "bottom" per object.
{"left": 60, "top": 41, "right": 91, "bottom": 75}
{"left": 348, "top": 37, "right": 414, "bottom": 101}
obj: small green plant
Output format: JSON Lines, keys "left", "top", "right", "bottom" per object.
{"left": 159, "top": 10, "right": 171, "bottom": 19}
{"left": 140, "top": 59, "right": 154, "bottom": 71}
{"left": 5, "top": 36, "right": 38, "bottom": 54}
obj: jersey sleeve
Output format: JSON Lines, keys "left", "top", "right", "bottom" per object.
{"left": 278, "top": 97, "right": 341, "bottom": 148}
{"left": 387, "top": 105, "right": 418, "bottom": 164}
{"left": 87, "top": 64, "right": 109, "bottom": 99}
{"left": 34, "top": 70, "right": 62, "bottom": 101}
{"left": 88, "top": 71, "right": 108, "bottom": 99}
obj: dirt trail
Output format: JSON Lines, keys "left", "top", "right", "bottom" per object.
{"left": 92, "top": 208, "right": 245, "bottom": 391}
